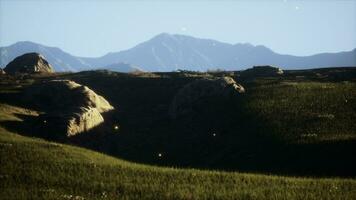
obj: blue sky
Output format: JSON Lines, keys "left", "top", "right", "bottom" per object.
{"left": 0, "top": 0, "right": 355, "bottom": 57}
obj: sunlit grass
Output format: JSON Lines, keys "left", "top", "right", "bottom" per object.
{"left": 242, "top": 81, "right": 356, "bottom": 142}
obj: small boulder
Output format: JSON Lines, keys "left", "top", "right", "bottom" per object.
{"left": 102, "top": 62, "right": 143, "bottom": 73}
{"left": 169, "top": 76, "right": 244, "bottom": 118}
{"left": 4, "top": 52, "right": 54, "bottom": 74}
{"left": 241, "top": 65, "right": 283, "bottom": 77}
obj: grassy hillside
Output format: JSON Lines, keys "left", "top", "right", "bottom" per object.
{"left": 1, "top": 105, "right": 356, "bottom": 199}
{"left": 0, "top": 68, "right": 356, "bottom": 199}
{"left": 45, "top": 69, "right": 354, "bottom": 176}
{"left": 0, "top": 69, "right": 355, "bottom": 176}
{"left": 242, "top": 80, "right": 356, "bottom": 142}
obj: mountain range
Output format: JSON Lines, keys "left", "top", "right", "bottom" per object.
{"left": 1, "top": 33, "right": 355, "bottom": 72}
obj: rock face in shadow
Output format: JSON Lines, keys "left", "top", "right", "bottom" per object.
{"left": 241, "top": 65, "right": 284, "bottom": 77}
{"left": 0, "top": 68, "right": 5, "bottom": 75}
{"left": 169, "top": 76, "right": 244, "bottom": 118}
{"left": 65, "top": 107, "right": 104, "bottom": 137}
{"left": 26, "top": 80, "right": 114, "bottom": 137}
{"left": 4, "top": 52, "right": 54, "bottom": 74}
{"left": 38, "top": 107, "right": 104, "bottom": 138}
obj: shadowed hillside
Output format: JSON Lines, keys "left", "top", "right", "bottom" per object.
{"left": 2, "top": 120, "right": 355, "bottom": 199}
{"left": 1, "top": 67, "right": 355, "bottom": 177}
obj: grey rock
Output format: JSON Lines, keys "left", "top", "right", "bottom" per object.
{"left": 170, "top": 76, "right": 244, "bottom": 118}
{"left": 4, "top": 52, "right": 54, "bottom": 74}
{"left": 27, "top": 80, "right": 114, "bottom": 137}
{"left": 241, "top": 65, "right": 284, "bottom": 77}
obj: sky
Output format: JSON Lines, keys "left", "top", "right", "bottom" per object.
{"left": 0, "top": 0, "right": 355, "bottom": 57}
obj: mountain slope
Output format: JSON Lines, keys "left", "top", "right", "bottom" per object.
{"left": 0, "top": 41, "right": 91, "bottom": 72}
{"left": 86, "top": 33, "right": 241, "bottom": 71}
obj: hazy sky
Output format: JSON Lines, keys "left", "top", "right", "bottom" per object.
{"left": 0, "top": 0, "right": 355, "bottom": 57}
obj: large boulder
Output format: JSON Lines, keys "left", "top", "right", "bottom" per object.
{"left": 241, "top": 65, "right": 283, "bottom": 77}
{"left": 26, "top": 80, "right": 114, "bottom": 137}
{"left": 4, "top": 52, "right": 54, "bottom": 74}
{"left": 169, "top": 76, "right": 244, "bottom": 118}
{"left": 27, "top": 80, "right": 114, "bottom": 113}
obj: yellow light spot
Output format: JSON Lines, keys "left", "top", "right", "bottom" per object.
{"left": 114, "top": 125, "right": 119, "bottom": 130}
{"left": 158, "top": 153, "right": 162, "bottom": 157}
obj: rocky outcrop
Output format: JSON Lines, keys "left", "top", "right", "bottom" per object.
{"left": 241, "top": 65, "right": 283, "bottom": 77}
{"left": 27, "top": 80, "right": 114, "bottom": 113}
{"left": 0, "top": 68, "right": 5, "bottom": 75}
{"left": 169, "top": 76, "right": 244, "bottom": 118}
{"left": 65, "top": 107, "right": 104, "bottom": 137}
{"left": 4, "top": 52, "right": 54, "bottom": 74}
{"left": 26, "top": 80, "right": 114, "bottom": 137}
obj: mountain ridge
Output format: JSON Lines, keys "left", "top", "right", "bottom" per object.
{"left": 1, "top": 33, "right": 355, "bottom": 72}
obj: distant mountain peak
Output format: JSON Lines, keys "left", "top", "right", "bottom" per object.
{"left": 152, "top": 33, "right": 214, "bottom": 42}
{"left": 152, "top": 32, "right": 175, "bottom": 40}
{"left": 156, "top": 32, "right": 172, "bottom": 37}
{"left": 10, "top": 41, "right": 41, "bottom": 48}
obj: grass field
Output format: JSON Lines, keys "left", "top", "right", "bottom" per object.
{"left": 1, "top": 114, "right": 355, "bottom": 199}
{"left": 241, "top": 80, "right": 356, "bottom": 142}
{"left": 0, "top": 68, "right": 356, "bottom": 199}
